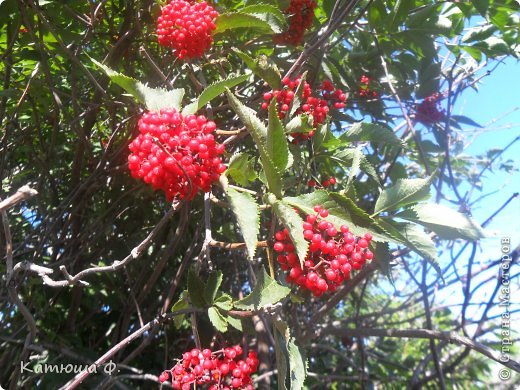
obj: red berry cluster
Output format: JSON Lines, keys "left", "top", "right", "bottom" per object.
{"left": 261, "top": 76, "right": 346, "bottom": 142}
{"left": 358, "top": 74, "right": 379, "bottom": 99}
{"left": 274, "top": 206, "right": 374, "bottom": 297}
{"left": 308, "top": 176, "right": 336, "bottom": 188}
{"left": 157, "top": 0, "right": 219, "bottom": 60}
{"left": 415, "top": 93, "right": 445, "bottom": 124}
{"left": 128, "top": 109, "right": 226, "bottom": 201}
{"left": 159, "top": 346, "right": 259, "bottom": 389}
{"left": 273, "top": 0, "right": 317, "bottom": 46}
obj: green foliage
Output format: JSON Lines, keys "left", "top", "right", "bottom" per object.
{"left": 182, "top": 73, "right": 249, "bottom": 115}
{"left": 91, "top": 58, "right": 185, "bottom": 111}
{"left": 225, "top": 187, "right": 260, "bottom": 259}
{"left": 1, "top": 0, "right": 516, "bottom": 388}
{"left": 396, "top": 203, "right": 489, "bottom": 241}
{"left": 373, "top": 175, "right": 435, "bottom": 216}
{"left": 234, "top": 267, "right": 291, "bottom": 311}
{"left": 226, "top": 89, "right": 283, "bottom": 197}
{"left": 273, "top": 200, "right": 308, "bottom": 266}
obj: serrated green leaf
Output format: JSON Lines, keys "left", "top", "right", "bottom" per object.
{"left": 288, "top": 338, "right": 307, "bottom": 389}
{"left": 378, "top": 218, "right": 441, "bottom": 276}
{"left": 373, "top": 175, "right": 435, "bottom": 216}
{"left": 224, "top": 314, "right": 243, "bottom": 331}
{"left": 214, "top": 293, "right": 233, "bottom": 311}
{"left": 331, "top": 148, "right": 381, "bottom": 186}
{"left": 91, "top": 58, "right": 184, "bottom": 111}
{"left": 240, "top": 4, "right": 287, "bottom": 31}
{"left": 274, "top": 320, "right": 289, "bottom": 390}
{"left": 273, "top": 201, "right": 308, "bottom": 266}
{"left": 374, "top": 242, "right": 393, "bottom": 282}
{"left": 273, "top": 320, "right": 307, "bottom": 389}
{"left": 171, "top": 290, "right": 189, "bottom": 329}
{"left": 286, "top": 114, "right": 313, "bottom": 134}
{"left": 214, "top": 12, "right": 284, "bottom": 34}
{"left": 234, "top": 267, "right": 291, "bottom": 311}
{"left": 188, "top": 269, "right": 207, "bottom": 308}
{"left": 240, "top": 4, "right": 287, "bottom": 27}
{"left": 233, "top": 49, "right": 281, "bottom": 89}
{"left": 396, "top": 203, "right": 489, "bottom": 241}
{"left": 341, "top": 122, "right": 403, "bottom": 148}
{"left": 268, "top": 99, "right": 291, "bottom": 171}
{"left": 227, "top": 153, "right": 257, "bottom": 186}
{"left": 182, "top": 74, "right": 250, "bottom": 115}
{"left": 204, "top": 271, "right": 223, "bottom": 305}
{"left": 284, "top": 190, "right": 395, "bottom": 243}
{"left": 226, "top": 187, "right": 260, "bottom": 259}
{"left": 226, "top": 89, "right": 283, "bottom": 197}
{"left": 208, "top": 307, "right": 228, "bottom": 332}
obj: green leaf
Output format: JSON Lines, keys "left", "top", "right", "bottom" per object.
{"left": 214, "top": 293, "right": 234, "bottom": 311}
{"left": 329, "top": 147, "right": 381, "bottom": 188}
{"left": 226, "top": 89, "right": 283, "bottom": 197}
{"left": 188, "top": 268, "right": 207, "bottom": 308}
{"left": 268, "top": 99, "right": 291, "bottom": 171}
{"left": 225, "top": 187, "right": 260, "bottom": 259}
{"left": 224, "top": 314, "right": 243, "bottom": 331}
{"left": 171, "top": 290, "right": 190, "bottom": 329}
{"left": 234, "top": 267, "right": 291, "bottom": 311}
{"left": 208, "top": 307, "right": 228, "bottom": 332}
{"left": 288, "top": 71, "right": 307, "bottom": 118}
{"left": 182, "top": 74, "right": 250, "bottom": 115}
{"left": 451, "top": 115, "right": 483, "bottom": 128}
{"left": 374, "top": 242, "right": 393, "bottom": 281}
{"left": 240, "top": 4, "right": 287, "bottom": 31}
{"left": 288, "top": 338, "right": 307, "bottom": 389}
{"left": 227, "top": 153, "right": 257, "bottom": 186}
{"left": 233, "top": 49, "right": 281, "bottom": 89}
{"left": 273, "top": 201, "right": 308, "bottom": 266}
{"left": 378, "top": 218, "right": 441, "bottom": 275}
{"left": 214, "top": 12, "right": 284, "bottom": 34}
{"left": 396, "top": 203, "right": 489, "bottom": 241}
{"left": 274, "top": 320, "right": 289, "bottom": 390}
{"left": 341, "top": 122, "right": 403, "bottom": 148}
{"left": 273, "top": 320, "right": 307, "bottom": 390}
{"left": 90, "top": 58, "right": 184, "bottom": 111}
{"left": 373, "top": 175, "right": 435, "bottom": 216}
{"left": 471, "top": 0, "right": 489, "bottom": 17}
{"left": 204, "top": 271, "right": 223, "bottom": 305}
{"left": 285, "top": 114, "right": 313, "bottom": 134}
{"left": 284, "top": 190, "right": 395, "bottom": 243}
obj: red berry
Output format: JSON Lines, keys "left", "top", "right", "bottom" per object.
{"left": 157, "top": 0, "right": 219, "bottom": 60}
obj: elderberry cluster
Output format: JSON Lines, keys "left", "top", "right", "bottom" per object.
{"left": 415, "top": 93, "right": 445, "bottom": 124}
{"left": 159, "top": 346, "right": 259, "bottom": 389}
{"left": 308, "top": 176, "right": 336, "bottom": 188}
{"left": 157, "top": 0, "right": 219, "bottom": 60}
{"left": 358, "top": 74, "right": 379, "bottom": 99}
{"left": 127, "top": 109, "right": 226, "bottom": 201}
{"left": 261, "top": 76, "right": 346, "bottom": 142}
{"left": 273, "top": 0, "right": 317, "bottom": 46}
{"left": 274, "top": 206, "right": 374, "bottom": 297}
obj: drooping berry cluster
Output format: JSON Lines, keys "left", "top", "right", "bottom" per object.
{"left": 261, "top": 76, "right": 346, "bottom": 142}
{"left": 273, "top": 0, "right": 317, "bottom": 46}
{"left": 358, "top": 74, "right": 379, "bottom": 99}
{"left": 157, "top": 0, "right": 219, "bottom": 60}
{"left": 415, "top": 93, "right": 445, "bottom": 124}
{"left": 128, "top": 109, "right": 226, "bottom": 200}
{"left": 274, "top": 206, "right": 374, "bottom": 297}
{"left": 159, "top": 346, "right": 259, "bottom": 389}
{"left": 308, "top": 176, "right": 336, "bottom": 188}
